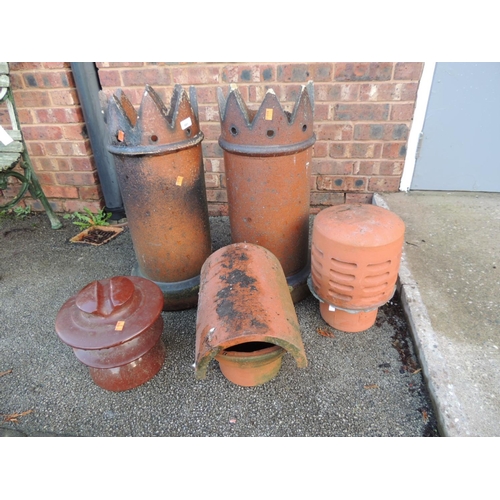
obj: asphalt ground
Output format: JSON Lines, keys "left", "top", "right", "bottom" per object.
{"left": 0, "top": 211, "right": 438, "bottom": 437}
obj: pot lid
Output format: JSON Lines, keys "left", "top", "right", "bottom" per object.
{"left": 314, "top": 204, "right": 405, "bottom": 248}
{"left": 55, "top": 276, "right": 163, "bottom": 350}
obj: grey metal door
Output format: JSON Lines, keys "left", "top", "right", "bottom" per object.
{"left": 411, "top": 62, "right": 500, "bottom": 192}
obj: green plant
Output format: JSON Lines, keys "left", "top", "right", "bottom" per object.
{"left": 63, "top": 207, "right": 112, "bottom": 230}
{"left": 0, "top": 205, "right": 31, "bottom": 220}
{"left": 13, "top": 205, "right": 31, "bottom": 219}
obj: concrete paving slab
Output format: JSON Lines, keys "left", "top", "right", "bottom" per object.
{"left": 379, "top": 191, "right": 500, "bottom": 437}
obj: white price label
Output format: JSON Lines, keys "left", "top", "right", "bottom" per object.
{"left": 180, "top": 117, "right": 192, "bottom": 130}
{"left": 0, "top": 125, "right": 13, "bottom": 146}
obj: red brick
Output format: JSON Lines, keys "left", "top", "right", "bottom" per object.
{"left": 379, "top": 161, "right": 404, "bottom": 175}
{"left": 25, "top": 198, "right": 63, "bottom": 213}
{"left": 349, "top": 143, "right": 382, "bottom": 159}
{"left": 400, "top": 82, "right": 419, "bottom": 101}
{"left": 44, "top": 140, "right": 92, "bottom": 157}
{"left": 204, "top": 158, "right": 225, "bottom": 173}
{"left": 382, "top": 142, "right": 407, "bottom": 159}
{"left": 121, "top": 68, "right": 171, "bottom": 86}
{"left": 359, "top": 83, "right": 406, "bottom": 101}
{"left": 329, "top": 143, "right": 348, "bottom": 158}
{"left": 13, "top": 90, "right": 51, "bottom": 107}
{"left": 16, "top": 109, "right": 34, "bottom": 124}
{"left": 368, "top": 176, "right": 401, "bottom": 192}
{"left": 314, "top": 84, "right": 340, "bottom": 101}
{"left": 198, "top": 105, "right": 220, "bottom": 123}
{"left": 312, "top": 159, "right": 355, "bottom": 175}
{"left": 334, "top": 63, "right": 393, "bottom": 81}
{"left": 79, "top": 185, "right": 103, "bottom": 200}
{"left": 310, "top": 174, "right": 317, "bottom": 190}
{"left": 354, "top": 123, "right": 409, "bottom": 141}
{"left": 208, "top": 203, "right": 229, "bottom": 216}
{"left": 308, "top": 63, "right": 334, "bottom": 82}
{"left": 222, "top": 65, "right": 262, "bottom": 83}
{"left": 194, "top": 86, "right": 217, "bottom": 104}
{"left": 35, "top": 108, "right": 84, "bottom": 124}
{"left": 70, "top": 157, "right": 96, "bottom": 171}
{"left": 50, "top": 89, "right": 80, "bottom": 106}
{"left": 44, "top": 62, "right": 71, "bottom": 69}
{"left": 390, "top": 103, "right": 415, "bottom": 121}
{"left": 354, "top": 161, "right": 378, "bottom": 175}
{"left": 43, "top": 185, "right": 79, "bottom": 199}
{"left": 200, "top": 123, "right": 221, "bottom": 141}
{"left": 312, "top": 141, "right": 328, "bottom": 157}
{"left": 310, "top": 192, "right": 345, "bottom": 206}
{"left": 334, "top": 103, "right": 389, "bottom": 121}
{"left": 282, "top": 85, "right": 308, "bottom": 105}
{"left": 9, "top": 63, "right": 44, "bottom": 71}
{"left": 7, "top": 72, "right": 24, "bottom": 90}
{"left": 394, "top": 63, "right": 423, "bottom": 80}
{"left": 64, "top": 199, "right": 103, "bottom": 213}
{"left": 313, "top": 103, "right": 329, "bottom": 121}
{"left": 97, "top": 69, "right": 122, "bottom": 87}
{"left": 36, "top": 158, "right": 70, "bottom": 171}
{"left": 205, "top": 173, "right": 220, "bottom": 188}
{"left": 55, "top": 171, "right": 98, "bottom": 186}
{"left": 346, "top": 193, "right": 373, "bottom": 204}
{"left": 171, "top": 66, "right": 220, "bottom": 85}
{"left": 33, "top": 171, "right": 56, "bottom": 185}
{"left": 317, "top": 175, "right": 367, "bottom": 191}
{"left": 23, "top": 125, "right": 63, "bottom": 141}
{"left": 26, "top": 142, "right": 46, "bottom": 157}
{"left": 97, "top": 62, "right": 145, "bottom": 68}
{"left": 25, "top": 71, "right": 74, "bottom": 88}
{"left": 206, "top": 189, "right": 228, "bottom": 203}
{"left": 62, "top": 124, "right": 88, "bottom": 140}
{"left": 277, "top": 64, "right": 310, "bottom": 82}
{"left": 316, "top": 124, "right": 353, "bottom": 141}
{"left": 202, "top": 141, "right": 223, "bottom": 158}
{"left": 249, "top": 85, "right": 279, "bottom": 103}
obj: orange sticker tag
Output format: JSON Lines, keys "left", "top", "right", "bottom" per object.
{"left": 265, "top": 108, "right": 273, "bottom": 120}
{"left": 117, "top": 130, "right": 125, "bottom": 142}
{"left": 176, "top": 176, "right": 184, "bottom": 186}
{"left": 115, "top": 321, "right": 125, "bottom": 331}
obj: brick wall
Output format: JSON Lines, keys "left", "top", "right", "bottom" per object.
{"left": 2, "top": 62, "right": 423, "bottom": 216}
{"left": 1, "top": 62, "right": 102, "bottom": 214}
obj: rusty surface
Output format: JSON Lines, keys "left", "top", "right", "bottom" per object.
{"left": 106, "top": 85, "right": 211, "bottom": 309}
{"left": 55, "top": 276, "right": 165, "bottom": 391}
{"left": 309, "top": 204, "right": 405, "bottom": 332}
{"left": 217, "top": 84, "right": 315, "bottom": 298}
{"left": 195, "top": 243, "right": 307, "bottom": 380}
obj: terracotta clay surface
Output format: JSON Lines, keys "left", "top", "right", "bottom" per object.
{"left": 310, "top": 204, "right": 405, "bottom": 332}
{"left": 215, "top": 343, "right": 286, "bottom": 387}
{"left": 218, "top": 84, "right": 315, "bottom": 302}
{"left": 55, "top": 276, "right": 165, "bottom": 391}
{"left": 106, "top": 85, "right": 211, "bottom": 310}
{"left": 195, "top": 243, "right": 307, "bottom": 383}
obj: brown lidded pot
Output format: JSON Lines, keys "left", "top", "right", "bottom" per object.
{"left": 195, "top": 242, "right": 307, "bottom": 387}
{"left": 309, "top": 204, "right": 405, "bottom": 333}
{"left": 55, "top": 276, "right": 165, "bottom": 391}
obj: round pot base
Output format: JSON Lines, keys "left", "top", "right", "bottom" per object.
{"left": 319, "top": 302, "right": 378, "bottom": 333}
{"left": 132, "top": 263, "right": 200, "bottom": 311}
{"left": 287, "top": 264, "right": 311, "bottom": 304}
{"left": 215, "top": 342, "right": 285, "bottom": 387}
{"left": 88, "top": 339, "right": 166, "bottom": 391}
